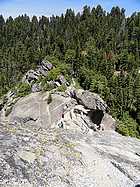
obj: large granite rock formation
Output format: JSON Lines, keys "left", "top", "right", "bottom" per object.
{"left": 0, "top": 89, "right": 140, "bottom": 186}
{"left": 75, "top": 89, "right": 108, "bottom": 112}
{"left": 0, "top": 122, "right": 140, "bottom": 187}
{"left": 0, "top": 89, "right": 115, "bottom": 132}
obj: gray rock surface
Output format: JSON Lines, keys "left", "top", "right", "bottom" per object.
{"left": 7, "top": 92, "right": 72, "bottom": 129}
{"left": 22, "top": 60, "right": 53, "bottom": 86}
{"left": 75, "top": 89, "right": 108, "bottom": 112}
{"left": 58, "top": 75, "right": 67, "bottom": 85}
{"left": 0, "top": 121, "right": 140, "bottom": 187}
{"left": 101, "top": 113, "right": 116, "bottom": 130}
{"left": 0, "top": 89, "right": 115, "bottom": 132}
{"left": 0, "top": 89, "right": 140, "bottom": 186}
{"left": 31, "top": 83, "right": 42, "bottom": 93}
{"left": 41, "top": 60, "right": 53, "bottom": 70}
{"left": 22, "top": 70, "right": 39, "bottom": 84}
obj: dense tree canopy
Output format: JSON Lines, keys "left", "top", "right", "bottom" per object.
{"left": 0, "top": 5, "right": 140, "bottom": 137}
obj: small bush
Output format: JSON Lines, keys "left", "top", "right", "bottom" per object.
{"left": 47, "top": 93, "right": 52, "bottom": 104}
{"left": 43, "top": 83, "right": 55, "bottom": 92}
{"left": 57, "top": 84, "right": 67, "bottom": 92}
{"left": 116, "top": 112, "right": 140, "bottom": 138}
{"left": 47, "top": 67, "right": 61, "bottom": 81}
{"left": 90, "top": 74, "right": 109, "bottom": 99}
{"left": 39, "top": 76, "right": 55, "bottom": 92}
{"left": 44, "top": 59, "right": 71, "bottom": 82}
{"left": 45, "top": 55, "right": 60, "bottom": 66}
{"left": 16, "top": 83, "right": 31, "bottom": 97}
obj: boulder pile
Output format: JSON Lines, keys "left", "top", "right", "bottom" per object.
{"left": 0, "top": 88, "right": 115, "bottom": 132}
{"left": 22, "top": 59, "right": 67, "bottom": 92}
{"left": 22, "top": 60, "right": 53, "bottom": 85}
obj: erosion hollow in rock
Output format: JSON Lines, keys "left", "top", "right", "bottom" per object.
{"left": 88, "top": 109, "right": 104, "bottom": 126}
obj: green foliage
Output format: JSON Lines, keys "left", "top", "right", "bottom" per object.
{"left": 47, "top": 63, "right": 71, "bottom": 82}
{"left": 57, "top": 85, "right": 67, "bottom": 92}
{"left": 43, "top": 83, "right": 55, "bottom": 92}
{"left": 78, "top": 68, "right": 110, "bottom": 100}
{"left": 47, "top": 93, "right": 52, "bottom": 104}
{"left": 78, "top": 68, "right": 94, "bottom": 90}
{"left": 45, "top": 56, "right": 60, "bottom": 66}
{"left": 90, "top": 74, "right": 110, "bottom": 99}
{"left": 39, "top": 77, "right": 55, "bottom": 91}
{"left": 134, "top": 74, "right": 140, "bottom": 124}
{"left": 16, "top": 83, "right": 31, "bottom": 97}
{"left": 0, "top": 6, "right": 140, "bottom": 138}
{"left": 117, "top": 112, "right": 140, "bottom": 138}
{"left": 65, "top": 49, "right": 76, "bottom": 65}
{"left": 47, "top": 67, "right": 62, "bottom": 81}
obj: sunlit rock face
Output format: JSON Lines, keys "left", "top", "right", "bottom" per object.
{"left": 2, "top": 89, "right": 115, "bottom": 132}
{"left": 0, "top": 123, "right": 140, "bottom": 187}
{"left": 0, "top": 89, "right": 139, "bottom": 187}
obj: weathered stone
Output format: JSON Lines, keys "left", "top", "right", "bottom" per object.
{"left": 58, "top": 75, "right": 67, "bottom": 84}
{"left": 22, "top": 70, "right": 39, "bottom": 84}
{"left": 0, "top": 122, "right": 140, "bottom": 186}
{"left": 54, "top": 81, "right": 61, "bottom": 87}
{"left": 0, "top": 85, "right": 140, "bottom": 186}
{"left": 37, "top": 66, "right": 48, "bottom": 76}
{"left": 42, "top": 60, "right": 53, "bottom": 70}
{"left": 101, "top": 113, "right": 116, "bottom": 130}
{"left": 0, "top": 89, "right": 115, "bottom": 131}
{"left": 0, "top": 99, "right": 4, "bottom": 111}
{"left": 22, "top": 60, "right": 53, "bottom": 86}
{"left": 31, "top": 83, "right": 41, "bottom": 93}
{"left": 17, "top": 151, "right": 36, "bottom": 163}
{"left": 75, "top": 89, "right": 108, "bottom": 112}
{"left": 7, "top": 90, "right": 16, "bottom": 99}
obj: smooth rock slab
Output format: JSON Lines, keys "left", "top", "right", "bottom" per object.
{"left": 0, "top": 120, "right": 140, "bottom": 187}
{"left": 17, "top": 151, "right": 36, "bottom": 164}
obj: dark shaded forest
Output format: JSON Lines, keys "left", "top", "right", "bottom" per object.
{"left": 0, "top": 5, "right": 140, "bottom": 137}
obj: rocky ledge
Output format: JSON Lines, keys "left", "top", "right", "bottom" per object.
{"left": 0, "top": 122, "right": 140, "bottom": 187}
{"left": 0, "top": 89, "right": 115, "bottom": 132}
{"left": 0, "top": 89, "right": 139, "bottom": 186}
{"left": 22, "top": 59, "right": 67, "bottom": 93}
{"left": 0, "top": 66, "right": 140, "bottom": 187}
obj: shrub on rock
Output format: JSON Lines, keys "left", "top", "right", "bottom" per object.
{"left": 16, "top": 83, "right": 31, "bottom": 97}
{"left": 57, "top": 84, "right": 67, "bottom": 92}
{"left": 117, "top": 112, "right": 140, "bottom": 138}
{"left": 47, "top": 93, "right": 52, "bottom": 104}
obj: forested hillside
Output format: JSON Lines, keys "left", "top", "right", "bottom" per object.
{"left": 0, "top": 5, "right": 140, "bottom": 137}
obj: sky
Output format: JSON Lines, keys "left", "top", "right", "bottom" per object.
{"left": 0, "top": 0, "right": 140, "bottom": 18}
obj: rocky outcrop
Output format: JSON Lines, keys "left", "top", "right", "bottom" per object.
{"left": 22, "top": 70, "right": 39, "bottom": 84}
{"left": 0, "top": 88, "right": 140, "bottom": 186}
{"left": 31, "top": 83, "right": 42, "bottom": 93}
{"left": 22, "top": 60, "right": 53, "bottom": 85}
{"left": 22, "top": 59, "right": 67, "bottom": 93}
{"left": 75, "top": 89, "right": 108, "bottom": 112}
{"left": 0, "top": 89, "right": 114, "bottom": 132}
{"left": 7, "top": 92, "right": 72, "bottom": 129}
{"left": 102, "top": 113, "right": 116, "bottom": 130}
